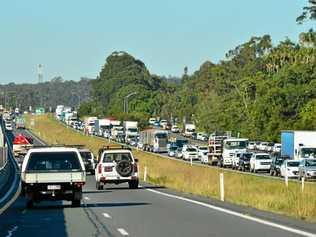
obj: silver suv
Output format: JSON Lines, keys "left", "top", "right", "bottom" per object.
{"left": 298, "top": 158, "right": 316, "bottom": 180}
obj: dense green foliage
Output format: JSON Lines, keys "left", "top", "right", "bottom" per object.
{"left": 0, "top": 77, "right": 92, "bottom": 111}
{"left": 82, "top": 31, "right": 316, "bottom": 141}
{"left": 297, "top": 0, "right": 316, "bottom": 23}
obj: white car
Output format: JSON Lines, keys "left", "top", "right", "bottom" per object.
{"left": 171, "top": 125, "right": 180, "bottom": 133}
{"left": 250, "top": 153, "right": 272, "bottom": 173}
{"left": 273, "top": 143, "right": 282, "bottom": 153}
{"left": 265, "top": 143, "right": 274, "bottom": 152}
{"left": 5, "top": 122, "right": 13, "bottom": 131}
{"left": 248, "top": 141, "right": 256, "bottom": 150}
{"left": 149, "top": 118, "right": 156, "bottom": 125}
{"left": 197, "top": 146, "right": 209, "bottom": 163}
{"left": 232, "top": 152, "right": 242, "bottom": 170}
{"left": 196, "top": 133, "right": 208, "bottom": 141}
{"left": 258, "top": 142, "right": 269, "bottom": 151}
{"left": 182, "top": 145, "right": 199, "bottom": 161}
{"left": 95, "top": 147, "right": 139, "bottom": 189}
{"left": 280, "top": 160, "right": 300, "bottom": 178}
{"left": 160, "top": 119, "right": 168, "bottom": 128}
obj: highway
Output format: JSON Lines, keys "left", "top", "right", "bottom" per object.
{"left": 0, "top": 129, "right": 316, "bottom": 237}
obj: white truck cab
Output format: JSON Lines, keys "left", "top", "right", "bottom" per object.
{"left": 95, "top": 146, "right": 139, "bottom": 189}
{"left": 221, "top": 138, "right": 248, "bottom": 167}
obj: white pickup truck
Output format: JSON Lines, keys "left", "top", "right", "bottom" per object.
{"left": 21, "top": 147, "right": 86, "bottom": 208}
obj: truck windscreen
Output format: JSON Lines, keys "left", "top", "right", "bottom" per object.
{"left": 225, "top": 141, "right": 248, "bottom": 149}
{"left": 301, "top": 148, "right": 316, "bottom": 158}
{"left": 27, "top": 152, "right": 81, "bottom": 171}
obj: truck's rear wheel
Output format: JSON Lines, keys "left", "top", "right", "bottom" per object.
{"left": 96, "top": 181, "right": 103, "bottom": 190}
{"left": 72, "top": 199, "right": 81, "bottom": 207}
{"left": 129, "top": 180, "right": 139, "bottom": 189}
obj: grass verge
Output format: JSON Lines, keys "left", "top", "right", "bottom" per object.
{"left": 25, "top": 114, "right": 316, "bottom": 222}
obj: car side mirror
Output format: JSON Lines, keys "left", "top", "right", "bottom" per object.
{"left": 134, "top": 158, "right": 139, "bottom": 163}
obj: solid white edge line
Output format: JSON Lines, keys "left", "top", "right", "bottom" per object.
{"left": 117, "top": 228, "right": 129, "bottom": 236}
{"left": 102, "top": 213, "right": 112, "bottom": 219}
{"left": 145, "top": 187, "right": 316, "bottom": 237}
{"left": 24, "top": 129, "right": 46, "bottom": 146}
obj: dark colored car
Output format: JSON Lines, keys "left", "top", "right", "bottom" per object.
{"left": 79, "top": 149, "right": 96, "bottom": 175}
{"left": 270, "top": 152, "right": 289, "bottom": 176}
{"left": 239, "top": 153, "right": 252, "bottom": 171}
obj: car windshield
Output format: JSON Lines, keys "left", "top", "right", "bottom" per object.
{"left": 224, "top": 141, "right": 248, "bottom": 149}
{"left": 128, "top": 128, "right": 138, "bottom": 132}
{"left": 256, "top": 155, "right": 270, "bottom": 160}
{"left": 103, "top": 152, "right": 132, "bottom": 163}
{"left": 301, "top": 148, "right": 316, "bottom": 158}
{"left": 242, "top": 153, "right": 252, "bottom": 159}
{"left": 305, "top": 159, "right": 316, "bottom": 167}
{"left": 287, "top": 161, "right": 300, "bottom": 167}
{"left": 187, "top": 148, "right": 197, "bottom": 152}
{"left": 80, "top": 151, "right": 92, "bottom": 161}
{"left": 169, "top": 146, "right": 177, "bottom": 151}
{"left": 156, "top": 133, "right": 167, "bottom": 139}
{"left": 199, "top": 147, "right": 208, "bottom": 151}
{"left": 27, "top": 152, "right": 81, "bottom": 171}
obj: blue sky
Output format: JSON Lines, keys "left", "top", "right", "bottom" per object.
{"left": 0, "top": 0, "right": 314, "bottom": 84}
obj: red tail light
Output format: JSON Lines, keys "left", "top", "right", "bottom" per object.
{"left": 104, "top": 166, "right": 113, "bottom": 172}
{"left": 98, "top": 164, "right": 102, "bottom": 174}
{"left": 74, "top": 182, "right": 85, "bottom": 188}
{"left": 13, "top": 134, "right": 30, "bottom": 145}
{"left": 133, "top": 163, "right": 138, "bottom": 173}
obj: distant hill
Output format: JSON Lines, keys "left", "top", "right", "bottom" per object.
{"left": 0, "top": 77, "right": 93, "bottom": 111}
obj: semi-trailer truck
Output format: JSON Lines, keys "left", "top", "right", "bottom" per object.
{"left": 140, "top": 129, "right": 168, "bottom": 153}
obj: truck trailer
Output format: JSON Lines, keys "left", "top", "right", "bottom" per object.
{"left": 281, "top": 130, "right": 316, "bottom": 160}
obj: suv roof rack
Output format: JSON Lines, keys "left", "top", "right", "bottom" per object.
{"left": 98, "top": 145, "right": 131, "bottom": 157}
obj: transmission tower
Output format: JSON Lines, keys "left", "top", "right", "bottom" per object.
{"left": 38, "top": 64, "right": 44, "bottom": 83}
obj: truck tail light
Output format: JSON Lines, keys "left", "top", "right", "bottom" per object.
{"left": 74, "top": 182, "right": 85, "bottom": 188}
{"left": 104, "top": 166, "right": 113, "bottom": 172}
{"left": 98, "top": 164, "right": 102, "bottom": 174}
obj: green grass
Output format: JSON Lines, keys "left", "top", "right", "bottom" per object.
{"left": 25, "top": 114, "right": 316, "bottom": 222}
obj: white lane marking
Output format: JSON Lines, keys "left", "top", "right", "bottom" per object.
{"left": 145, "top": 188, "right": 316, "bottom": 237}
{"left": 24, "top": 129, "right": 46, "bottom": 145}
{"left": 102, "top": 213, "right": 112, "bottom": 219}
{"left": 5, "top": 226, "right": 18, "bottom": 237}
{"left": 117, "top": 228, "right": 129, "bottom": 236}
{"left": 84, "top": 197, "right": 90, "bottom": 200}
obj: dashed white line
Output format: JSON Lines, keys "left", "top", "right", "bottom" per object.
{"left": 117, "top": 228, "right": 129, "bottom": 236}
{"left": 145, "top": 188, "right": 316, "bottom": 237}
{"left": 102, "top": 213, "right": 112, "bottom": 219}
{"left": 84, "top": 197, "right": 90, "bottom": 200}
{"left": 5, "top": 226, "right": 18, "bottom": 237}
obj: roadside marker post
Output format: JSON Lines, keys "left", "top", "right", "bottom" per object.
{"left": 220, "top": 173, "right": 224, "bottom": 202}
{"left": 285, "top": 172, "right": 288, "bottom": 187}
{"left": 301, "top": 177, "right": 305, "bottom": 192}
{"left": 190, "top": 157, "right": 193, "bottom": 166}
{"left": 144, "top": 166, "right": 147, "bottom": 182}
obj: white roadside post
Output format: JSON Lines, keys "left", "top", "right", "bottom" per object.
{"left": 220, "top": 173, "right": 224, "bottom": 201}
{"left": 301, "top": 177, "right": 305, "bottom": 192}
{"left": 190, "top": 157, "right": 193, "bottom": 166}
{"left": 144, "top": 166, "right": 147, "bottom": 182}
{"left": 285, "top": 171, "right": 288, "bottom": 187}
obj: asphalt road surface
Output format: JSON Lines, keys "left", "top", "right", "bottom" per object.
{"left": 1, "top": 129, "right": 316, "bottom": 237}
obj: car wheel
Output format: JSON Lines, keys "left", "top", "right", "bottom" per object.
{"left": 96, "top": 181, "right": 103, "bottom": 190}
{"left": 72, "top": 199, "right": 81, "bottom": 207}
{"left": 129, "top": 180, "right": 139, "bottom": 189}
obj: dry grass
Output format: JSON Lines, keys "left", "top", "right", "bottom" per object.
{"left": 25, "top": 114, "right": 316, "bottom": 222}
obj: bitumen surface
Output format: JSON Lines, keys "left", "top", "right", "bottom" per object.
{"left": 0, "top": 129, "right": 315, "bottom": 237}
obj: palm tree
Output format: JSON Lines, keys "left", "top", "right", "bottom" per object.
{"left": 297, "top": 0, "right": 316, "bottom": 23}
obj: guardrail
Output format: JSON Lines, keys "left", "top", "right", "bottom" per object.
{"left": 0, "top": 115, "right": 21, "bottom": 214}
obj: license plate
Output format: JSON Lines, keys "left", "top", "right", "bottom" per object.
{"left": 47, "top": 185, "right": 61, "bottom": 190}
